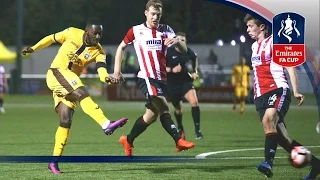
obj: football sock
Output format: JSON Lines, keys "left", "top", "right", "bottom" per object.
{"left": 192, "top": 106, "right": 201, "bottom": 132}
{"left": 80, "top": 97, "right": 108, "bottom": 126}
{"left": 127, "top": 116, "right": 149, "bottom": 144}
{"left": 0, "top": 98, "right": 3, "bottom": 107}
{"left": 265, "top": 132, "right": 278, "bottom": 165}
{"left": 174, "top": 111, "right": 183, "bottom": 131}
{"left": 240, "top": 99, "right": 245, "bottom": 112}
{"left": 277, "top": 135, "right": 292, "bottom": 153}
{"left": 53, "top": 126, "right": 70, "bottom": 156}
{"left": 160, "top": 113, "right": 180, "bottom": 142}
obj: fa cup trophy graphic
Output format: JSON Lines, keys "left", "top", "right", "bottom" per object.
{"left": 273, "top": 12, "right": 305, "bottom": 67}
{"left": 277, "top": 15, "right": 301, "bottom": 43}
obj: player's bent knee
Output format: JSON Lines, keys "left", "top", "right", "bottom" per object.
{"left": 71, "top": 87, "right": 89, "bottom": 102}
{"left": 60, "top": 120, "right": 72, "bottom": 128}
{"left": 190, "top": 101, "right": 198, "bottom": 107}
{"left": 160, "top": 112, "right": 171, "bottom": 121}
{"left": 150, "top": 114, "right": 158, "bottom": 123}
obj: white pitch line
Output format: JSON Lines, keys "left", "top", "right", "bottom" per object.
{"left": 195, "top": 145, "right": 320, "bottom": 159}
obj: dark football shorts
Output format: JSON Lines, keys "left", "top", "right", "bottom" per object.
{"left": 137, "top": 77, "right": 167, "bottom": 109}
{"left": 167, "top": 81, "right": 194, "bottom": 107}
{"left": 254, "top": 87, "right": 291, "bottom": 123}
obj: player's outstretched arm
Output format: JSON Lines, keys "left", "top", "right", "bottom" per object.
{"left": 285, "top": 66, "right": 304, "bottom": 106}
{"left": 22, "top": 34, "right": 57, "bottom": 55}
{"left": 113, "top": 41, "right": 128, "bottom": 80}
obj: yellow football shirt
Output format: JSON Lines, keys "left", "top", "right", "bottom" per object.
{"left": 231, "top": 65, "right": 251, "bottom": 87}
{"left": 32, "top": 27, "right": 106, "bottom": 76}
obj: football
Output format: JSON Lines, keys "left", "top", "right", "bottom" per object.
{"left": 290, "top": 146, "right": 312, "bottom": 168}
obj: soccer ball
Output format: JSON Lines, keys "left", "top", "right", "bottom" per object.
{"left": 290, "top": 146, "right": 312, "bottom": 168}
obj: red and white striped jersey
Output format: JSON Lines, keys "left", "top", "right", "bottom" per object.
{"left": 251, "top": 35, "right": 289, "bottom": 99}
{"left": 123, "top": 23, "right": 176, "bottom": 81}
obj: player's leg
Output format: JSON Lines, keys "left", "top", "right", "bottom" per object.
{"left": 150, "top": 95, "right": 195, "bottom": 152}
{"left": 232, "top": 88, "right": 237, "bottom": 111}
{"left": 239, "top": 87, "right": 248, "bottom": 114}
{"left": 150, "top": 79, "right": 195, "bottom": 151}
{"left": 48, "top": 101, "right": 74, "bottom": 174}
{"left": 70, "top": 86, "right": 128, "bottom": 135}
{"left": 48, "top": 69, "right": 128, "bottom": 135}
{"left": 256, "top": 88, "right": 292, "bottom": 177}
{"left": 277, "top": 122, "right": 320, "bottom": 180}
{"left": 183, "top": 83, "right": 203, "bottom": 140}
{"left": 120, "top": 105, "right": 158, "bottom": 156}
{"left": 167, "top": 84, "right": 185, "bottom": 138}
{"left": 137, "top": 78, "right": 195, "bottom": 152}
{"left": 276, "top": 119, "right": 320, "bottom": 179}
{"left": 172, "top": 100, "right": 186, "bottom": 139}
{"left": 256, "top": 107, "right": 278, "bottom": 178}
{"left": 172, "top": 99, "right": 183, "bottom": 130}
{"left": 118, "top": 78, "right": 159, "bottom": 156}
{"left": 233, "top": 87, "right": 241, "bottom": 112}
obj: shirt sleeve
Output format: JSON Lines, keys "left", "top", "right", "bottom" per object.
{"left": 95, "top": 46, "right": 106, "bottom": 63}
{"left": 31, "top": 27, "right": 71, "bottom": 51}
{"left": 166, "top": 25, "right": 176, "bottom": 39}
{"left": 53, "top": 27, "right": 72, "bottom": 44}
{"left": 123, "top": 27, "right": 135, "bottom": 44}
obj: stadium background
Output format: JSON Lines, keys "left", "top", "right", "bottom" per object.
{"left": 0, "top": 1, "right": 319, "bottom": 179}
{"left": 0, "top": 0, "right": 315, "bottom": 100}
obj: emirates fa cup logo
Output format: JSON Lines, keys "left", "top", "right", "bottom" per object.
{"left": 273, "top": 12, "right": 305, "bottom": 67}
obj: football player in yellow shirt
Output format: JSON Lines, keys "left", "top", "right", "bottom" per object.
{"left": 22, "top": 18, "right": 128, "bottom": 174}
{"left": 231, "top": 56, "right": 252, "bottom": 114}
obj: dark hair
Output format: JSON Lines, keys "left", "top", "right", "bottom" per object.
{"left": 243, "top": 14, "right": 263, "bottom": 26}
{"left": 86, "top": 18, "right": 102, "bottom": 26}
{"left": 176, "top": 32, "right": 186, "bottom": 37}
{"left": 244, "top": 14, "right": 271, "bottom": 36}
{"left": 146, "top": 0, "right": 163, "bottom": 10}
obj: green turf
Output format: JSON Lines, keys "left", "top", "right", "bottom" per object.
{"left": 0, "top": 95, "right": 319, "bottom": 180}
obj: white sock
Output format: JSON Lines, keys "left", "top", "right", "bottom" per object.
{"left": 102, "top": 120, "right": 111, "bottom": 129}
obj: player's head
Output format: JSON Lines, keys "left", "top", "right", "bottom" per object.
{"left": 240, "top": 56, "right": 246, "bottom": 65}
{"left": 176, "top": 32, "right": 187, "bottom": 44}
{"left": 85, "top": 18, "right": 103, "bottom": 46}
{"left": 145, "top": 0, "right": 163, "bottom": 28}
{"left": 244, "top": 14, "right": 267, "bottom": 41}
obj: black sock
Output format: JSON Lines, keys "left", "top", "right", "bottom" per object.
{"left": 160, "top": 113, "right": 180, "bottom": 142}
{"left": 127, "top": 116, "right": 149, "bottom": 144}
{"left": 192, "top": 106, "right": 200, "bottom": 132}
{"left": 174, "top": 111, "right": 183, "bottom": 131}
{"left": 277, "top": 135, "right": 292, "bottom": 153}
{"left": 0, "top": 98, "right": 3, "bottom": 107}
{"left": 265, "top": 133, "right": 278, "bottom": 166}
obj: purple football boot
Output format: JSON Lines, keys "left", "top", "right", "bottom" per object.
{"left": 104, "top": 118, "right": 128, "bottom": 135}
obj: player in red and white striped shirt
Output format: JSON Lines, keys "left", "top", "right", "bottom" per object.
{"left": 245, "top": 14, "right": 320, "bottom": 179}
{"left": 113, "top": 0, "right": 195, "bottom": 156}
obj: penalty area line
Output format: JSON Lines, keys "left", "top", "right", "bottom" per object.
{"left": 195, "top": 145, "right": 320, "bottom": 159}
